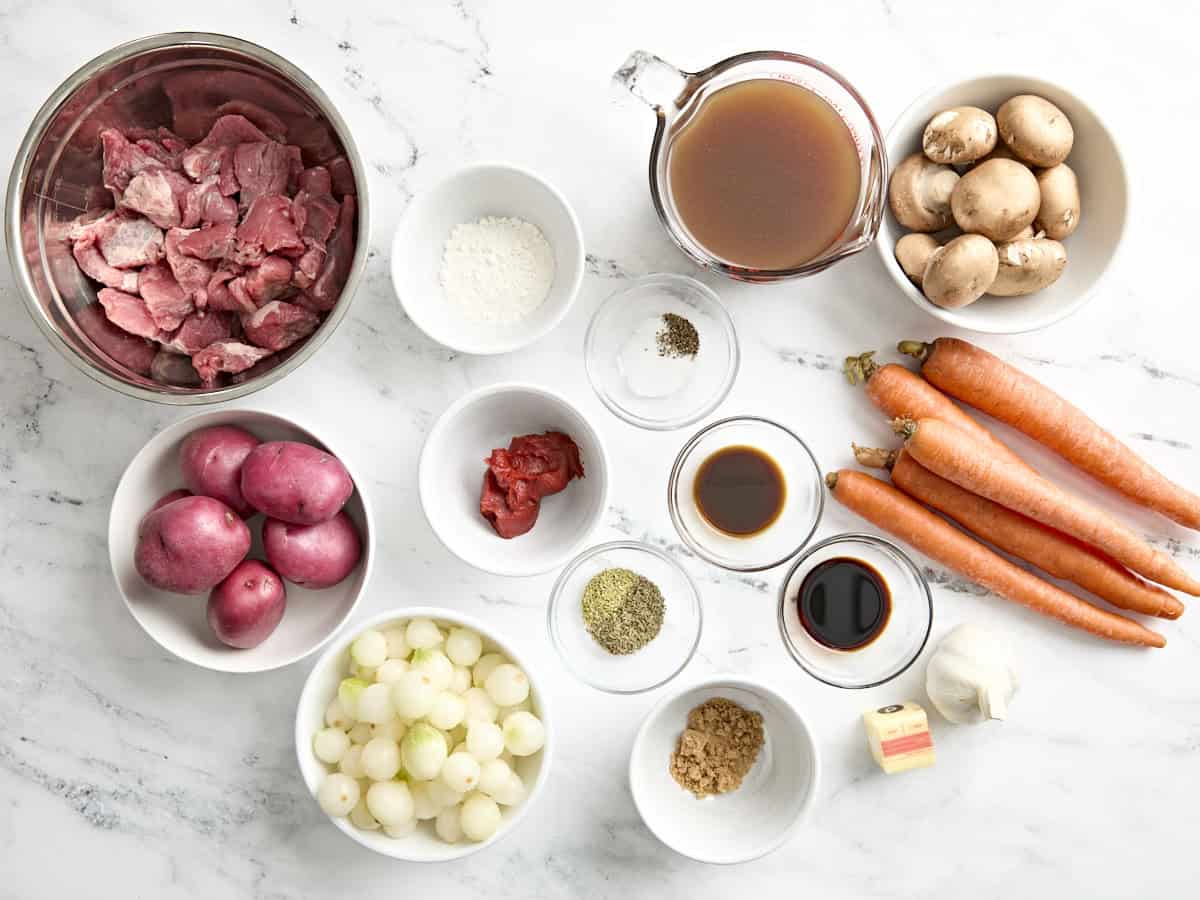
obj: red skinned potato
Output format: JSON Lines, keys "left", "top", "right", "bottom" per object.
{"left": 179, "top": 425, "right": 261, "bottom": 516}
{"left": 145, "top": 489, "right": 191, "bottom": 519}
{"left": 263, "top": 512, "right": 362, "bottom": 589}
{"left": 240, "top": 441, "right": 354, "bottom": 525}
{"left": 207, "top": 560, "right": 287, "bottom": 649}
{"left": 135, "top": 496, "right": 251, "bottom": 594}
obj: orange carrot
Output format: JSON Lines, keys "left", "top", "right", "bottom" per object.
{"left": 825, "top": 469, "right": 1166, "bottom": 647}
{"left": 846, "top": 351, "right": 1030, "bottom": 470}
{"left": 855, "top": 446, "right": 1183, "bottom": 619}
{"left": 900, "top": 337, "right": 1200, "bottom": 530}
{"left": 896, "top": 416, "right": 1200, "bottom": 596}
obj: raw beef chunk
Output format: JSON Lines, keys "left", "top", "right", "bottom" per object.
{"left": 66, "top": 108, "right": 356, "bottom": 387}
{"left": 98, "top": 288, "right": 160, "bottom": 340}
{"left": 192, "top": 340, "right": 273, "bottom": 383}
{"left": 305, "top": 197, "right": 356, "bottom": 311}
{"left": 164, "top": 311, "right": 235, "bottom": 355}
{"left": 234, "top": 141, "right": 302, "bottom": 208}
{"left": 240, "top": 300, "right": 319, "bottom": 351}
{"left": 178, "top": 223, "right": 236, "bottom": 260}
{"left": 72, "top": 241, "right": 139, "bottom": 293}
{"left": 139, "top": 261, "right": 193, "bottom": 331}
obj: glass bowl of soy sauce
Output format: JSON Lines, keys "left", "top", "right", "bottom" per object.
{"left": 668, "top": 416, "right": 824, "bottom": 571}
{"left": 777, "top": 533, "right": 932, "bottom": 689}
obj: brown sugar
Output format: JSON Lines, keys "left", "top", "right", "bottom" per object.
{"left": 669, "top": 697, "right": 765, "bottom": 798}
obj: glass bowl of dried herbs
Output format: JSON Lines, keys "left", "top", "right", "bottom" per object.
{"left": 547, "top": 540, "right": 702, "bottom": 693}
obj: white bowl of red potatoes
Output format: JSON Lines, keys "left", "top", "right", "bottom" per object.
{"left": 878, "top": 74, "right": 1127, "bottom": 334}
{"left": 109, "top": 409, "right": 374, "bottom": 672}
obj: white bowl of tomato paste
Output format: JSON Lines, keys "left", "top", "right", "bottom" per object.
{"left": 418, "top": 382, "right": 609, "bottom": 576}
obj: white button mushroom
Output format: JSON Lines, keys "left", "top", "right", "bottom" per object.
{"left": 922, "top": 106, "right": 998, "bottom": 165}
{"left": 988, "top": 236, "right": 1068, "bottom": 296}
{"left": 1034, "top": 163, "right": 1081, "bottom": 240}
{"left": 887, "top": 153, "right": 960, "bottom": 233}
{"left": 922, "top": 234, "right": 999, "bottom": 309}
{"left": 950, "top": 158, "right": 1041, "bottom": 241}
{"left": 996, "top": 95, "right": 1074, "bottom": 167}
{"left": 894, "top": 233, "right": 941, "bottom": 286}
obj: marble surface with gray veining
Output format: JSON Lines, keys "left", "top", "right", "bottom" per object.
{"left": 0, "top": 1, "right": 1197, "bottom": 897}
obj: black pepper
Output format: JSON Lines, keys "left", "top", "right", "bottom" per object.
{"left": 656, "top": 313, "right": 700, "bottom": 359}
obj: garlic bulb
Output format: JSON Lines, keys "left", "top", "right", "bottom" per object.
{"left": 925, "top": 624, "right": 1019, "bottom": 724}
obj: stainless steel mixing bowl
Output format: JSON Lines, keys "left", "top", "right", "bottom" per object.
{"left": 5, "top": 32, "right": 371, "bottom": 404}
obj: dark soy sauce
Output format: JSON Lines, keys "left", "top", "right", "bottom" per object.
{"left": 694, "top": 445, "right": 786, "bottom": 537}
{"left": 798, "top": 557, "right": 890, "bottom": 650}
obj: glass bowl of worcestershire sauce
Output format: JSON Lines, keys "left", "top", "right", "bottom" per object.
{"left": 615, "top": 51, "right": 886, "bottom": 282}
{"left": 777, "top": 534, "right": 932, "bottom": 689}
{"left": 668, "top": 417, "right": 824, "bottom": 571}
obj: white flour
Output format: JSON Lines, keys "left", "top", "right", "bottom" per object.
{"left": 439, "top": 216, "right": 555, "bottom": 323}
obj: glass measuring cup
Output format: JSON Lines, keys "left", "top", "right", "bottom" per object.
{"left": 615, "top": 50, "right": 887, "bottom": 283}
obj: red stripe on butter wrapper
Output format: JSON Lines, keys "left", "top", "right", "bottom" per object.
{"left": 880, "top": 731, "right": 934, "bottom": 757}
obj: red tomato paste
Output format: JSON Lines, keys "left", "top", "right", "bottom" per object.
{"left": 480, "top": 431, "right": 584, "bottom": 539}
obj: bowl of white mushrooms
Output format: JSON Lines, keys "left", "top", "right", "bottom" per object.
{"left": 877, "top": 74, "right": 1127, "bottom": 334}
{"left": 295, "top": 607, "right": 551, "bottom": 861}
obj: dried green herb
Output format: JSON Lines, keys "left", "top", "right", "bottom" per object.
{"left": 581, "top": 567, "right": 665, "bottom": 655}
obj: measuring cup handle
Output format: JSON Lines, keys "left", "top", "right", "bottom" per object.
{"left": 614, "top": 51, "right": 689, "bottom": 112}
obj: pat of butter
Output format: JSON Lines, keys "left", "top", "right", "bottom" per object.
{"left": 863, "top": 702, "right": 936, "bottom": 774}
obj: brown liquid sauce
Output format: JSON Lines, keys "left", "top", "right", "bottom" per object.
{"left": 667, "top": 78, "right": 862, "bottom": 270}
{"left": 694, "top": 445, "right": 786, "bottom": 536}
{"left": 798, "top": 557, "right": 890, "bottom": 650}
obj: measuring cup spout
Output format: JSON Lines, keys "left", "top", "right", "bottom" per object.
{"left": 614, "top": 51, "right": 689, "bottom": 114}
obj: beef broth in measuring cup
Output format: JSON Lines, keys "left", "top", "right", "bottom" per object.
{"left": 615, "top": 50, "right": 885, "bottom": 281}
{"left": 667, "top": 79, "right": 862, "bottom": 271}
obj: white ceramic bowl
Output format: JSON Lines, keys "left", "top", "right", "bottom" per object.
{"left": 878, "top": 74, "right": 1127, "bottom": 334}
{"left": 391, "top": 162, "right": 585, "bottom": 354}
{"left": 295, "top": 606, "right": 552, "bottom": 862}
{"left": 629, "top": 677, "right": 819, "bottom": 864}
{"left": 109, "top": 409, "right": 374, "bottom": 673}
{"left": 418, "top": 383, "right": 609, "bottom": 576}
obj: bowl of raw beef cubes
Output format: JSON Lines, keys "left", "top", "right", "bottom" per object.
{"left": 5, "top": 32, "right": 369, "bottom": 403}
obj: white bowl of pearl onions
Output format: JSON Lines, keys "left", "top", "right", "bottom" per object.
{"left": 295, "top": 607, "right": 551, "bottom": 861}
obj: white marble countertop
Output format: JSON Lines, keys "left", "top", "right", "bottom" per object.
{"left": 1, "top": 1, "right": 1197, "bottom": 897}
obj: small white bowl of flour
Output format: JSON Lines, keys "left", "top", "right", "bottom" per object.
{"left": 392, "top": 163, "right": 585, "bottom": 354}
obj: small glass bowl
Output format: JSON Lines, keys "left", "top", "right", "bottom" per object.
{"left": 777, "top": 533, "right": 933, "bottom": 689}
{"left": 547, "top": 541, "right": 702, "bottom": 694}
{"left": 584, "top": 274, "right": 739, "bottom": 430}
{"left": 668, "top": 416, "right": 824, "bottom": 572}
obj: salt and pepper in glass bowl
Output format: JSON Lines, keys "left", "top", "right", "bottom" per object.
{"left": 585, "top": 274, "right": 739, "bottom": 431}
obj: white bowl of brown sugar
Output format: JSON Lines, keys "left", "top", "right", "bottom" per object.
{"left": 628, "top": 676, "right": 819, "bottom": 864}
